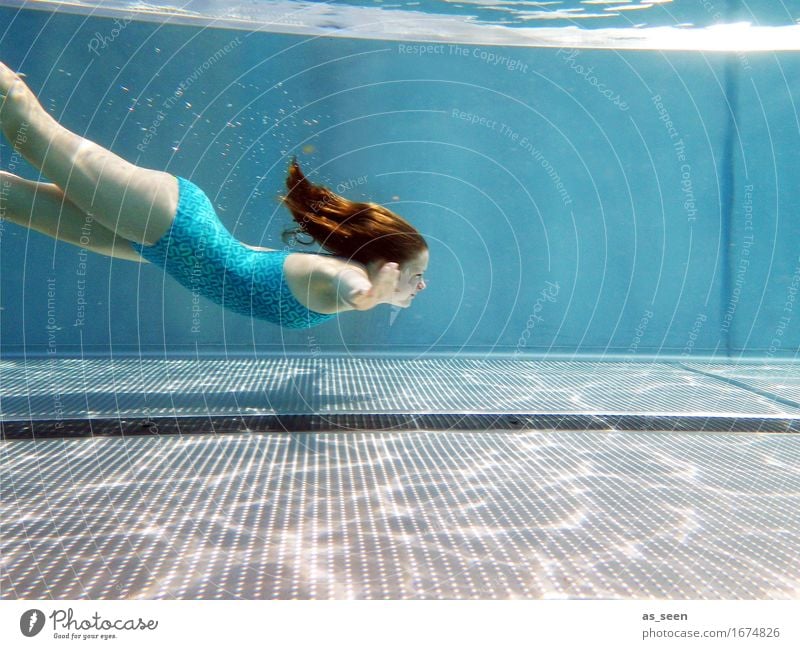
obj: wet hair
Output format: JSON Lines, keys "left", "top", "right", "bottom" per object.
{"left": 281, "top": 158, "right": 427, "bottom": 265}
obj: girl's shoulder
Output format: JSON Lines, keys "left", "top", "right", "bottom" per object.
{"left": 282, "top": 250, "right": 366, "bottom": 314}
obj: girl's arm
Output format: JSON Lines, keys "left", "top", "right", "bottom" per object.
{"left": 333, "top": 263, "right": 400, "bottom": 311}
{"left": 283, "top": 253, "right": 399, "bottom": 314}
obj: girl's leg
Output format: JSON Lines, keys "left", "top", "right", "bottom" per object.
{"left": 1, "top": 170, "right": 146, "bottom": 261}
{"left": 0, "top": 61, "right": 177, "bottom": 246}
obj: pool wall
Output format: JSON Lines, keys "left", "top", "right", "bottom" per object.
{"left": 1, "top": 6, "right": 798, "bottom": 358}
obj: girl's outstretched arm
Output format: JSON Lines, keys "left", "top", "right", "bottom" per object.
{"left": 334, "top": 262, "right": 400, "bottom": 311}
{"left": 283, "top": 253, "right": 400, "bottom": 314}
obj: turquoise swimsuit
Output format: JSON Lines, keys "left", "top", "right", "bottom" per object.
{"left": 130, "top": 177, "right": 336, "bottom": 329}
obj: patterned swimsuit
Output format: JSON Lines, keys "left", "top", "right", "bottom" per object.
{"left": 129, "top": 177, "right": 336, "bottom": 329}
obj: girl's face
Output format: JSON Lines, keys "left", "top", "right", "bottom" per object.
{"left": 390, "top": 249, "right": 429, "bottom": 308}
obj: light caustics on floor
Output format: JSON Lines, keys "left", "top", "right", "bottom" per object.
{"left": 0, "top": 357, "right": 799, "bottom": 599}
{"left": 2, "top": 429, "right": 799, "bottom": 599}
{"left": 0, "top": 357, "right": 798, "bottom": 421}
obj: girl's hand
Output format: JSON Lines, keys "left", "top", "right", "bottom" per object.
{"left": 337, "top": 262, "right": 399, "bottom": 310}
{"left": 368, "top": 262, "right": 400, "bottom": 304}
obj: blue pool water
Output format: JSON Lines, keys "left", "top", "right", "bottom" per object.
{"left": 1, "top": 0, "right": 798, "bottom": 359}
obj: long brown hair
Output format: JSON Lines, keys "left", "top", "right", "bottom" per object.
{"left": 281, "top": 158, "right": 427, "bottom": 265}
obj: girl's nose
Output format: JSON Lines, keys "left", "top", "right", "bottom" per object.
{"left": 418, "top": 279, "right": 427, "bottom": 291}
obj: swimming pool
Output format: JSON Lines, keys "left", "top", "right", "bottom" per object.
{"left": 1, "top": 0, "right": 798, "bottom": 600}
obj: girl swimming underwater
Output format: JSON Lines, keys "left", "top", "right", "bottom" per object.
{"left": 0, "top": 62, "right": 428, "bottom": 329}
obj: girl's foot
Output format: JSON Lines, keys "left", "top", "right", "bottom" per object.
{"left": 0, "top": 60, "right": 15, "bottom": 95}
{"left": 0, "top": 61, "right": 43, "bottom": 136}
